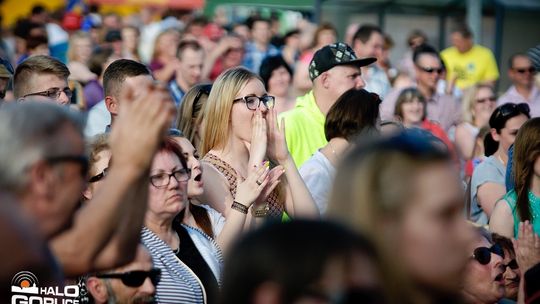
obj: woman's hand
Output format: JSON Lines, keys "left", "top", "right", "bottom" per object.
{"left": 235, "top": 164, "right": 270, "bottom": 208}
{"left": 266, "top": 108, "right": 290, "bottom": 164}
{"left": 253, "top": 165, "right": 284, "bottom": 208}
{"left": 513, "top": 221, "right": 540, "bottom": 273}
{"left": 248, "top": 108, "right": 267, "bottom": 168}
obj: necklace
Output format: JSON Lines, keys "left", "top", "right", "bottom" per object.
{"left": 496, "top": 153, "right": 506, "bottom": 166}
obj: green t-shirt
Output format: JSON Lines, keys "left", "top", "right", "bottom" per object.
{"left": 279, "top": 91, "right": 327, "bottom": 168}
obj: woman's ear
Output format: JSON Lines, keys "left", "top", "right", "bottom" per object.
{"left": 490, "top": 128, "right": 500, "bottom": 143}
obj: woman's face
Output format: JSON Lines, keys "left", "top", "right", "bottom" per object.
{"left": 496, "top": 114, "right": 529, "bottom": 154}
{"left": 399, "top": 162, "right": 473, "bottom": 292}
{"left": 158, "top": 32, "right": 180, "bottom": 58}
{"left": 317, "top": 29, "right": 337, "bottom": 48}
{"left": 147, "top": 151, "right": 188, "bottom": 218}
{"left": 230, "top": 78, "right": 269, "bottom": 144}
{"left": 122, "top": 27, "right": 139, "bottom": 51}
{"left": 472, "top": 87, "right": 497, "bottom": 126}
{"left": 73, "top": 37, "right": 93, "bottom": 63}
{"left": 401, "top": 98, "right": 424, "bottom": 126}
{"left": 501, "top": 248, "right": 520, "bottom": 300}
{"left": 268, "top": 66, "right": 291, "bottom": 97}
{"left": 463, "top": 236, "right": 505, "bottom": 303}
{"left": 174, "top": 137, "right": 204, "bottom": 198}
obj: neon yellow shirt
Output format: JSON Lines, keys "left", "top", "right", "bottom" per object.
{"left": 279, "top": 91, "right": 327, "bottom": 168}
{"left": 441, "top": 45, "right": 499, "bottom": 89}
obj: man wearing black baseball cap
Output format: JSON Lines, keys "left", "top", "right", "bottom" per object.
{"left": 279, "top": 42, "right": 376, "bottom": 167}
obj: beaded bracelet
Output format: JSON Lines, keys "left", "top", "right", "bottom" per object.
{"left": 231, "top": 201, "right": 249, "bottom": 214}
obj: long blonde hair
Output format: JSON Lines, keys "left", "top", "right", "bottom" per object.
{"left": 67, "top": 31, "right": 92, "bottom": 63}
{"left": 327, "top": 132, "right": 452, "bottom": 304}
{"left": 176, "top": 84, "right": 211, "bottom": 147}
{"left": 200, "top": 67, "right": 261, "bottom": 156}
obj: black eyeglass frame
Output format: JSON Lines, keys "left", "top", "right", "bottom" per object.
{"left": 96, "top": 268, "right": 161, "bottom": 288}
{"left": 233, "top": 95, "right": 276, "bottom": 110}
{"left": 149, "top": 168, "right": 192, "bottom": 188}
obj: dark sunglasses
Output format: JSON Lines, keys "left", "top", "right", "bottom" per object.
{"left": 97, "top": 268, "right": 161, "bottom": 288}
{"left": 89, "top": 167, "right": 108, "bottom": 183}
{"left": 472, "top": 244, "right": 505, "bottom": 265}
{"left": 513, "top": 67, "right": 536, "bottom": 74}
{"left": 503, "top": 259, "right": 519, "bottom": 270}
{"left": 496, "top": 103, "right": 530, "bottom": 119}
{"left": 46, "top": 155, "right": 89, "bottom": 177}
{"left": 417, "top": 65, "right": 443, "bottom": 74}
{"left": 476, "top": 96, "right": 497, "bottom": 103}
{"left": 192, "top": 84, "right": 212, "bottom": 118}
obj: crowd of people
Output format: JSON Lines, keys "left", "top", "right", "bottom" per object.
{"left": 1, "top": 3, "right": 540, "bottom": 304}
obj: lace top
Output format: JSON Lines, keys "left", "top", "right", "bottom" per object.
{"left": 501, "top": 189, "right": 540, "bottom": 237}
{"left": 202, "top": 153, "right": 284, "bottom": 218}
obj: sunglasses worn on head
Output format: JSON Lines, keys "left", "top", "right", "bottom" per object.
{"left": 192, "top": 84, "right": 212, "bottom": 118}
{"left": 472, "top": 244, "right": 505, "bottom": 265}
{"left": 513, "top": 67, "right": 536, "bottom": 74}
{"left": 97, "top": 268, "right": 161, "bottom": 288}
{"left": 496, "top": 103, "right": 530, "bottom": 119}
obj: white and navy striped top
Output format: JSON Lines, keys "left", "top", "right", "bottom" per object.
{"left": 141, "top": 227, "right": 206, "bottom": 304}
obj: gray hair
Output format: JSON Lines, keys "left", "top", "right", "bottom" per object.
{"left": 0, "top": 101, "right": 84, "bottom": 194}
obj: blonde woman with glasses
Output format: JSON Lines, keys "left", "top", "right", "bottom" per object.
{"left": 197, "top": 67, "right": 318, "bottom": 225}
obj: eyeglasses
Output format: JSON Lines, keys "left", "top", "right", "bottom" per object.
{"left": 96, "top": 268, "right": 161, "bottom": 288}
{"left": 46, "top": 155, "right": 89, "bottom": 177}
{"left": 23, "top": 87, "right": 73, "bottom": 100}
{"left": 417, "top": 66, "right": 443, "bottom": 74}
{"left": 472, "top": 244, "right": 505, "bottom": 265}
{"left": 503, "top": 259, "right": 519, "bottom": 270}
{"left": 233, "top": 95, "right": 275, "bottom": 110}
{"left": 150, "top": 168, "right": 191, "bottom": 188}
{"left": 496, "top": 103, "right": 530, "bottom": 119}
{"left": 513, "top": 67, "right": 536, "bottom": 74}
{"left": 89, "top": 167, "right": 108, "bottom": 183}
{"left": 192, "top": 84, "right": 212, "bottom": 117}
{"left": 476, "top": 96, "right": 497, "bottom": 103}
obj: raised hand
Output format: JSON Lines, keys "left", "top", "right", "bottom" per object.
{"left": 253, "top": 164, "right": 284, "bottom": 207}
{"left": 266, "top": 107, "right": 290, "bottom": 164}
{"left": 513, "top": 221, "right": 540, "bottom": 273}
{"left": 235, "top": 164, "right": 270, "bottom": 207}
{"left": 109, "top": 80, "right": 176, "bottom": 172}
{"left": 248, "top": 108, "right": 267, "bottom": 168}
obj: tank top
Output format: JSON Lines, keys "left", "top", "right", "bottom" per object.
{"left": 202, "top": 153, "right": 284, "bottom": 218}
{"left": 502, "top": 189, "right": 540, "bottom": 237}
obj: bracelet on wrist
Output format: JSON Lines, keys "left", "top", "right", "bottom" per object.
{"left": 252, "top": 204, "right": 269, "bottom": 217}
{"left": 231, "top": 201, "right": 249, "bottom": 214}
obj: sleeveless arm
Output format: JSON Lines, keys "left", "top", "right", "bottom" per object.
{"left": 490, "top": 198, "right": 515, "bottom": 238}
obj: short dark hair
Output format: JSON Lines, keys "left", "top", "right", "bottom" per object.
{"left": 508, "top": 53, "right": 529, "bottom": 69}
{"left": 220, "top": 220, "right": 378, "bottom": 304}
{"left": 31, "top": 5, "right": 46, "bottom": 16}
{"left": 492, "top": 233, "right": 515, "bottom": 258}
{"left": 176, "top": 40, "right": 203, "bottom": 60}
{"left": 451, "top": 24, "right": 473, "bottom": 39}
{"left": 103, "top": 59, "right": 151, "bottom": 98}
{"left": 352, "top": 24, "right": 382, "bottom": 44}
{"left": 325, "top": 89, "right": 381, "bottom": 141}
{"left": 259, "top": 55, "right": 292, "bottom": 90}
{"left": 246, "top": 16, "right": 271, "bottom": 30}
{"left": 13, "top": 55, "right": 70, "bottom": 98}
{"left": 26, "top": 35, "right": 48, "bottom": 50}
{"left": 412, "top": 43, "right": 439, "bottom": 65}
{"left": 87, "top": 47, "right": 114, "bottom": 76}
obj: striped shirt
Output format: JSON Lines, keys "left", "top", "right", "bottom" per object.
{"left": 141, "top": 227, "right": 206, "bottom": 304}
